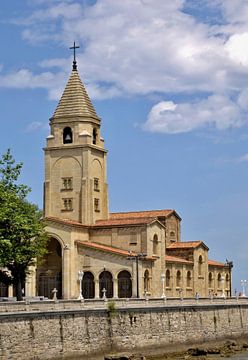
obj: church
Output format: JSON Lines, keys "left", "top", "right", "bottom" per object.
{"left": 21, "top": 54, "right": 231, "bottom": 301}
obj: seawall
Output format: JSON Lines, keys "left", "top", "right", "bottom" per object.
{"left": 0, "top": 298, "right": 248, "bottom": 360}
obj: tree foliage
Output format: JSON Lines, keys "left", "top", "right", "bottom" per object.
{"left": 0, "top": 149, "right": 47, "bottom": 300}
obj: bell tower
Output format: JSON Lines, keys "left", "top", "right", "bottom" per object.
{"left": 43, "top": 45, "right": 109, "bottom": 224}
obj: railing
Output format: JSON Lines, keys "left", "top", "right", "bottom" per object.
{"left": 0, "top": 296, "right": 247, "bottom": 313}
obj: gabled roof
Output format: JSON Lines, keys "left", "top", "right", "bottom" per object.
{"left": 75, "top": 241, "right": 155, "bottom": 261}
{"left": 110, "top": 209, "right": 181, "bottom": 220}
{"left": 165, "top": 255, "right": 193, "bottom": 265}
{"left": 167, "top": 241, "right": 209, "bottom": 250}
{"left": 94, "top": 217, "right": 164, "bottom": 228}
{"left": 52, "top": 69, "right": 100, "bottom": 120}
{"left": 208, "top": 259, "right": 226, "bottom": 267}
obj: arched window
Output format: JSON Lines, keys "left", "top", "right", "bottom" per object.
{"left": 118, "top": 270, "right": 132, "bottom": 298}
{"left": 226, "top": 273, "right": 229, "bottom": 286}
{"left": 170, "top": 231, "right": 175, "bottom": 237}
{"left": 166, "top": 269, "right": 170, "bottom": 287}
{"left": 144, "top": 270, "right": 150, "bottom": 293}
{"left": 176, "top": 270, "right": 181, "bottom": 287}
{"left": 99, "top": 270, "right": 113, "bottom": 298}
{"left": 198, "top": 255, "right": 203, "bottom": 276}
{"left": 63, "top": 127, "right": 73, "bottom": 144}
{"left": 217, "top": 273, "right": 222, "bottom": 288}
{"left": 209, "top": 272, "right": 213, "bottom": 288}
{"left": 82, "top": 272, "right": 95, "bottom": 299}
{"left": 153, "top": 234, "right": 158, "bottom": 255}
{"left": 186, "top": 271, "right": 192, "bottom": 287}
{"left": 93, "top": 128, "right": 97, "bottom": 145}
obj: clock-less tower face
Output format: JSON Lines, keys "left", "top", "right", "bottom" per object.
{"left": 43, "top": 66, "right": 109, "bottom": 225}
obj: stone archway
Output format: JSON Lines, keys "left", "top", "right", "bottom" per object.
{"left": 118, "top": 270, "right": 132, "bottom": 298}
{"left": 82, "top": 272, "right": 95, "bottom": 299}
{"left": 37, "top": 237, "right": 62, "bottom": 299}
{"left": 99, "top": 270, "right": 113, "bottom": 298}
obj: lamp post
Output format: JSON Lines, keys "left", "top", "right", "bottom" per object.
{"left": 241, "top": 280, "right": 247, "bottom": 297}
{"left": 226, "top": 259, "right": 233, "bottom": 297}
{"left": 221, "top": 275, "right": 226, "bottom": 298}
{"left": 161, "top": 273, "right": 166, "bottom": 299}
{"left": 78, "top": 270, "right": 84, "bottom": 300}
{"left": 127, "top": 252, "right": 147, "bottom": 298}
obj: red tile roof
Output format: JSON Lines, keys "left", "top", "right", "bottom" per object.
{"left": 94, "top": 217, "right": 160, "bottom": 227}
{"left": 110, "top": 209, "right": 180, "bottom": 220}
{"left": 208, "top": 259, "right": 226, "bottom": 267}
{"left": 75, "top": 241, "right": 156, "bottom": 261}
{"left": 165, "top": 255, "right": 193, "bottom": 265}
{"left": 167, "top": 241, "right": 209, "bottom": 250}
{"left": 45, "top": 216, "right": 88, "bottom": 227}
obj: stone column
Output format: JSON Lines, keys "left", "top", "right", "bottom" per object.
{"left": 8, "top": 285, "right": 13, "bottom": 297}
{"left": 63, "top": 246, "right": 70, "bottom": 299}
{"left": 132, "top": 261, "right": 137, "bottom": 297}
{"left": 95, "top": 279, "right": 100, "bottom": 299}
{"left": 113, "top": 278, "right": 118, "bottom": 298}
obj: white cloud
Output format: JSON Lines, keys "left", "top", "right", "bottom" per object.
{"left": 5, "top": 0, "right": 248, "bottom": 132}
{"left": 237, "top": 153, "right": 248, "bottom": 162}
{"left": 25, "top": 121, "right": 48, "bottom": 132}
{"left": 144, "top": 95, "right": 244, "bottom": 134}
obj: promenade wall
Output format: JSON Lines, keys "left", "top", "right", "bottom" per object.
{"left": 0, "top": 298, "right": 248, "bottom": 360}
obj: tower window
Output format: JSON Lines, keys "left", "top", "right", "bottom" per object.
{"left": 93, "top": 128, "right": 97, "bottom": 145}
{"left": 94, "top": 178, "right": 99, "bottom": 191}
{"left": 62, "top": 198, "right": 73, "bottom": 211}
{"left": 62, "top": 177, "right": 73, "bottom": 190}
{"left": 94, "top": 198, "right": 100, "bottom": 212}
{"left": 63, "top": 127, "right": 73, "bottom": 144}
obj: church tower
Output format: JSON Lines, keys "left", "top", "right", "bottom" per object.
{"left": 43, "top": 51, "right": 109, "bottom": 225}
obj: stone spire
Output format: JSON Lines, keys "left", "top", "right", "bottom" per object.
{"left": 52, "top": 69, "right": 100, "bottom": 121}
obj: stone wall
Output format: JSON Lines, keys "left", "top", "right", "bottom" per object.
{"left": 0, "top": 301, "right": 248, "bottom": 360}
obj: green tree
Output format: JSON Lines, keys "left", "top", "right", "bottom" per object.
{"left": 0, "top": 149, "right": 47, "bottom": 301}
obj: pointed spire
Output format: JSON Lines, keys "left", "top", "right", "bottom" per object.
{"left": 52, "top": 68, "right": 100, "bottom": 120}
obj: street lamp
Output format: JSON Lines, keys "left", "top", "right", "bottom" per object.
{"left": 127, "top": 252, "right": 147, "bottom": 298}
{"left": 78, "top": 270, "right": 84, "bottom": 300}
{"left": 161, "top": 273, "right": 166, "bottom": 299}
{"left": 241, "top": 280, "right": 247, "bottom": 297}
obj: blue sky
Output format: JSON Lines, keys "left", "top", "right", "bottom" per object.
{"left": 0, "top": 0, "right": 248, "bottom": 293}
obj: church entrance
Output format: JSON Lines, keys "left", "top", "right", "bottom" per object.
{"left": 37, "top": 238, "right": 62, "bottom": 299}
{"left": 82, "top": 272, "right": 95, "bottom": 299}
{"left": 99, "top": 271, "right": 113, "bottom": 298}
{"left": 118, "top": 270, "right": 132, "bottom": 298}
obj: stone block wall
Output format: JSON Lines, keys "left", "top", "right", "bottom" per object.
{"left": 0, "top": 303, "right": 248, "bottom": 359}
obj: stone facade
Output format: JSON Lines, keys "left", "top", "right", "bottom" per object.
{"left": 0, "top": 301, "right": 248, "bottom": 359}
{"left": 0, "top": 59, "right": 232, "bottom": 301}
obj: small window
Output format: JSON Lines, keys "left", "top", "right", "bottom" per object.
{"left": 170, "top": 231, "right": 175, "bottom": 237}
{"left": 62, "top": 177, "right": 73, "bottom": 190}
{"left": 62, "top": 198, "right": 73, "bottom": 211}
{"left": 166, "top": 269, "right": 170, "bottom": 287}
{"left": 130, "top": 233, "right": 137, "bottom": 245}
{"left": 94, "top": 178, "right": 99, "bottom": 192}
{"left": 187, "top": 271, "right": 192, "bottom": 287}
{"left": 94, "top": 198, "right": 100, "bottom": 212}
{"left": 153, "top": 234, "right": 158, "bottom": 255}
{"left": 63, "top": 127, "right": 73, "bottom": 144}
{"left": 93, "top": 128, "right": 97, "bottom": 145}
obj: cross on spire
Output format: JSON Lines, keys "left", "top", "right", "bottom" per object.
{"left": 70, "top": 41, "right": 80, "bottom": 71}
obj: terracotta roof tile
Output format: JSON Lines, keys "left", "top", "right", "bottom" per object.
{"left": 45, "top": 216, "right": 88, "bottom": 227}
{"left": 76, "top": 241, "right": 155, "bottom": 260}
{"left": 165, "top": 255, "right": 193, "bottom": 265}
{"left": 208, "top": 259, "right": 226, "bottom": 267}
{"left": 110, "top": 209, "right": 176, "bottom": 219}
{"left": 167, "top": 241, "right": 206, "bottom": 249}
{"left": 94, "top": 217, "right": 158, "bottom": 227}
